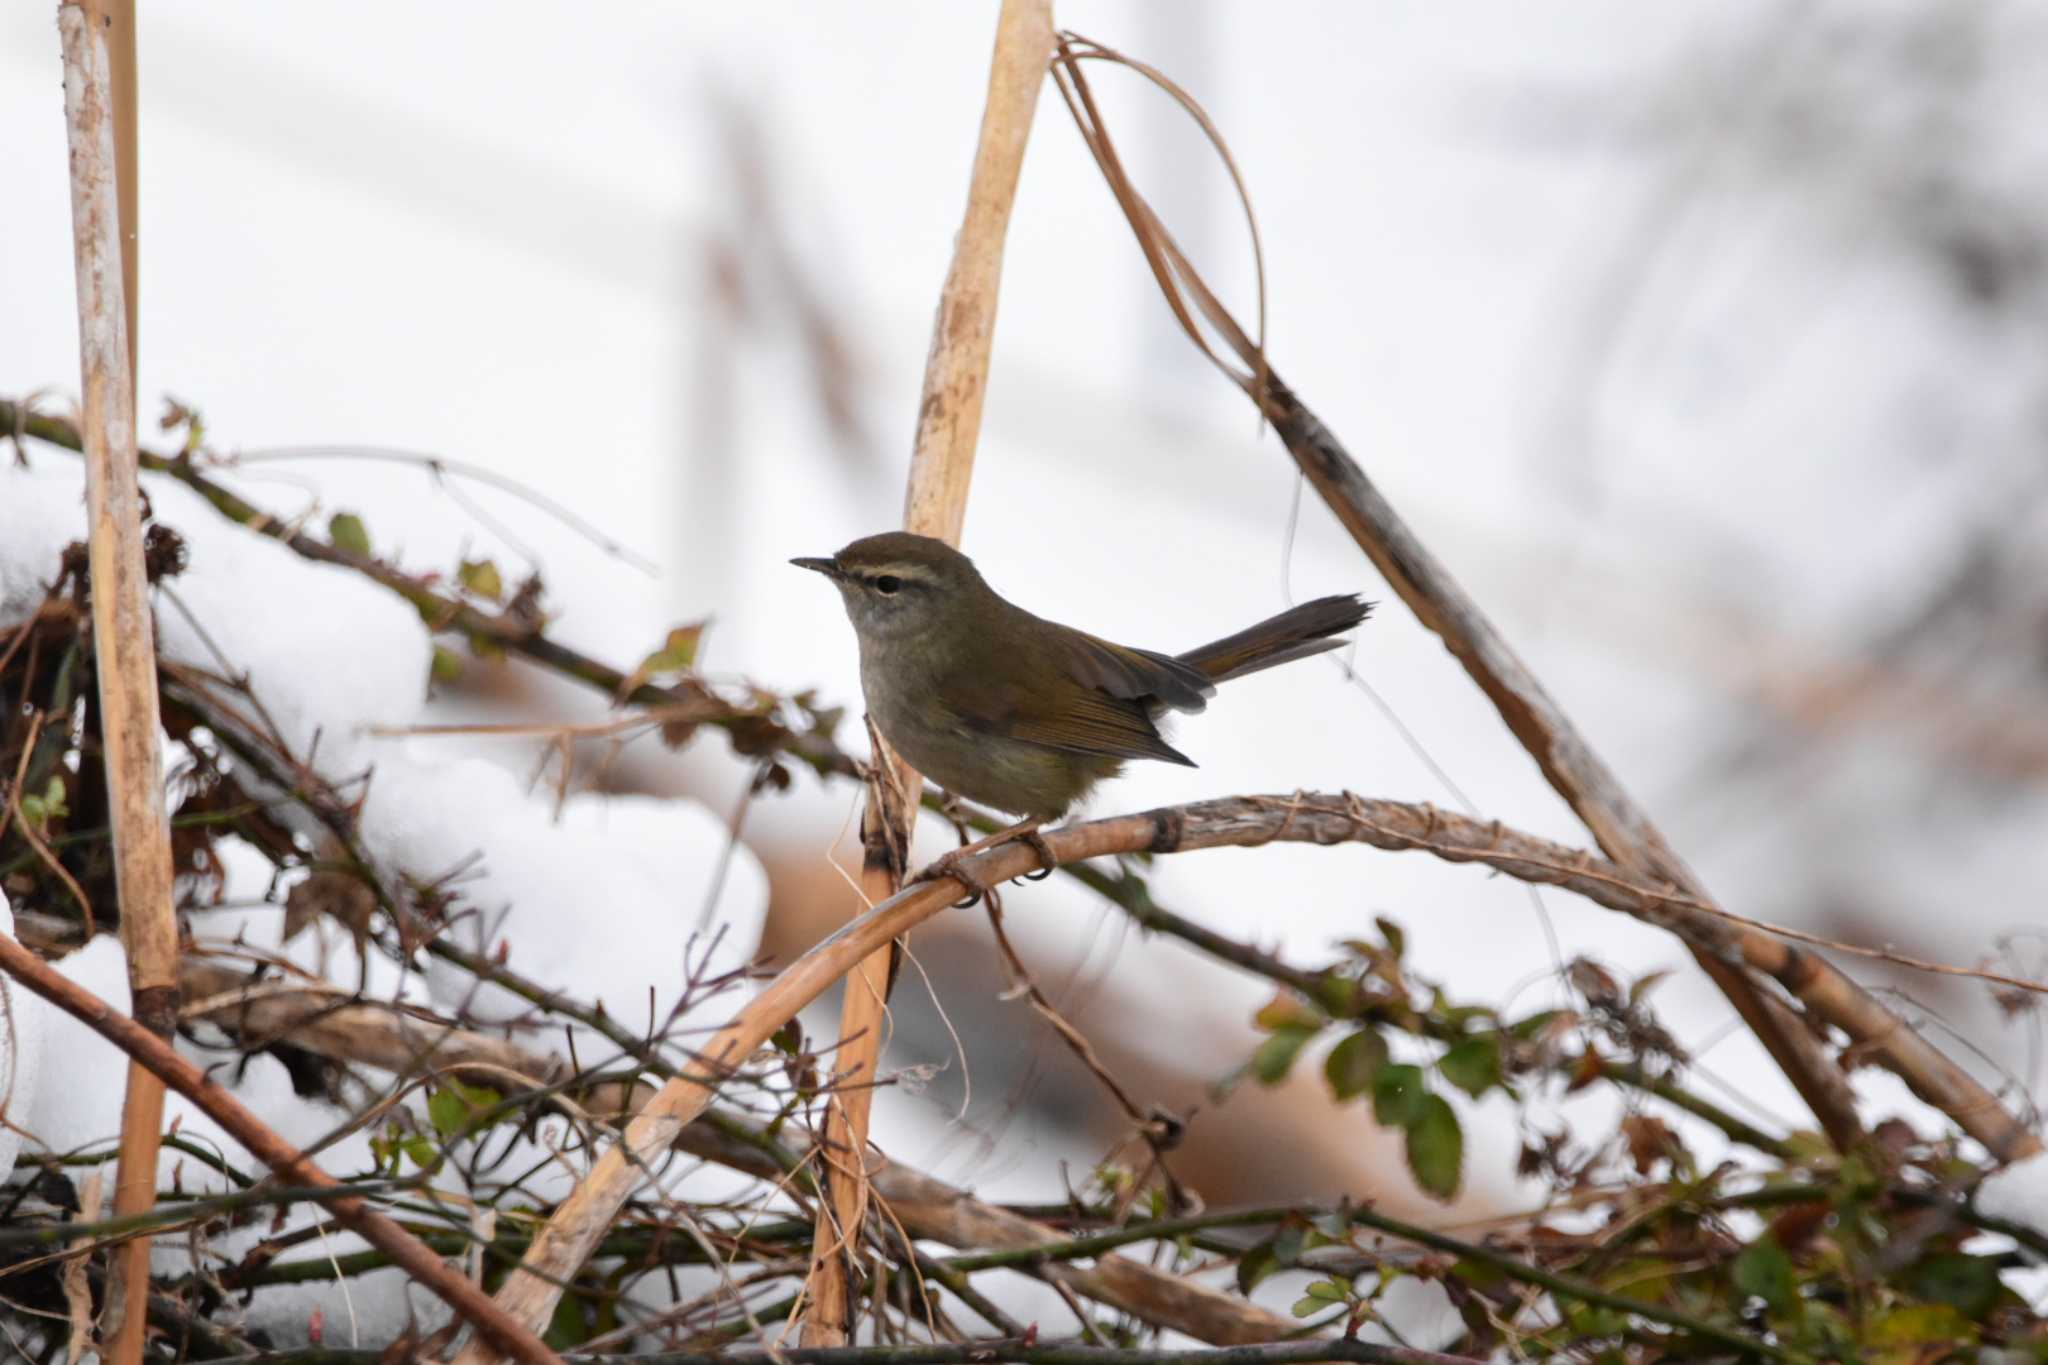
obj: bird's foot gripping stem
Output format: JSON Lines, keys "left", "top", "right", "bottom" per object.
{"left": 914, "top": 817, "right": 1054, "bottom": 905}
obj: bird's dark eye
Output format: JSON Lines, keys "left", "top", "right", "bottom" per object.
{"left": 874, "top": 574, "right": 902, "bottom": 595}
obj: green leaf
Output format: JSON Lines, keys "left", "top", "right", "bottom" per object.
{"left": 400, "top": 1133, "right": 439, "bottom": 1171}
{"left": 427, "top": 1080, "right": 501, "bottom": 1137}
{"left": 428, "top": 1088, "right": 466, "bottom": 1137}
{"left": 771, "top": 1019, "right": 803, "bottom": 1058}
{"left": 1867, "top": 1303, "right": 1974, "bottom": 1347}
{"left": 546, "top": 1289, "right": 594, "bottom": 1348}
{"left": 1315, "top": 973, "right": 1363, "bottom": 1018}
{"left": 1253, "top": 1027, "right": 1315, "bottom": 1085}
{"left": 1438, "top": 1035, "right": 1502, "bottom": 1098}
{"left": 457, "top": 557, "right": 505, "bottom": 602}
{"left": 1404, "top": 1094, "right": 1462, "bottom": 1201}
{"left": 429, "top": 646, "right": 464, "bottom": 684}
{"left": 1324, "top": 1028, "right": 1389, "bottom": 1101}
{"left": 22, "top": 775, "right": 68, "bottom": 830}
{"left": 1287, "top": 1279, "right": 1350, "bottom": 1319}
{"left": 1371, "top": 1063, "right": 1428, "bottom": 1128}
{"left": 640, "top": 624, "right": 702, "bottom": 674}
{"left": 1374, "top": 915, "right": 1406, "bottom": 959}
{"left": 1309, "top": 1211, "right": 1350, "bottom": 1240}
{"left": 1236, "top": 1241, "right": 1279, "bottom": 1295}
{"left": 1562, "top": 1302, "right": 1630, "bottom": 1339}
{"left": 328, "top": 511, "right": 371, "bottom": 556}
{"left": 1731, "top": 1239, "right": 1797, "bottom": 1315}
{"left": 1905, "top": 1252, "right": 2001, "bottom": 1319}
{"left": 616, "top": 622, "right": 709, "bottom": 699}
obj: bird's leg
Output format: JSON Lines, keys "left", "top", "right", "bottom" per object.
{"left": 914, "top": 816, "right": 1046, "bottom": 898}
{"left": 1018, "top": 827, "right": 1058, "bottom": 880}
{"left": 936, "top": 791, "right": 978, "bottom": 848}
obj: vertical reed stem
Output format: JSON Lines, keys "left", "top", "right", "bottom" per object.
{"left": 59, "top": 5, "right": 173, "bottom": 1359}
{"left": 800, "top": 0, "right": 1055, "bottom": 1342}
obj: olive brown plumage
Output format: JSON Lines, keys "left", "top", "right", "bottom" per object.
{"left": 795, "top": 532, "right": 1370, "bottom": 822}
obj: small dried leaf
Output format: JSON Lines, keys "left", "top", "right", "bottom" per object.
{"left": 1254, "top": 991, "right": 1323, "bottom": 1033}
{"left": 1768, "top": 1200, "right": 1830, "bottom": 1255}
{"left": 283, "top": 870, "right": 378, "bottom": 954}
{"left": 1618, "top": 1113, "right": 1679, "bottom": 1175}
{"left": 1567, "top": 957, "right": 1621, "bottom": 1007}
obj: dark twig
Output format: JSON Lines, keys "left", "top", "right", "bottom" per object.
{"left": 201, "top": 1341, "right": 1470, "bottom": 1365}
{"left": 0, "top": 397, "right": 855, "bottom": 785}
{"left": 0, "top": 931, "right": 561, "bottom": 1364}
{"left": 1049, "top": 43, "right": 2039, "bottom": 1165}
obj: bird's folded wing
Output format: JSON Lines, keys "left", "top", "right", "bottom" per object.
{"left": 1061, "top": 632, "right": 1215, "bottom": 713}
{"left": 998, "top": 688, "right": 1195, "bottom": 766}
{"left": 946, "top": 634, "right": 1200, "bottom": 767}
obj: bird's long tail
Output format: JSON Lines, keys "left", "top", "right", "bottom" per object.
{"left": 1176, "top": 594, "right": 1372, "bottom": 684}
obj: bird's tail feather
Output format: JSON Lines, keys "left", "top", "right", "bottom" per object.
{"left": 1177, "top": 594, "right": 1372, "bottom": 684}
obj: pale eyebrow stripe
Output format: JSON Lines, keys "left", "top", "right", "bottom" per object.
{"left": 853, "top": 564, "right": 933, "bottom": 585}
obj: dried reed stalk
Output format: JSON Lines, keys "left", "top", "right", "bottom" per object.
{"left": 57, "top": 7, "right": 178, "bottom": 1358}
{"left": 449, "top": 864, "right": 973, "bottom": 1358}
{"left": 439, "top": 780, "right": 1799, "bottom": 1354}
{"left": 173, "top": 784, "right": 2030, "bottom": 1349}
{"left": 803, "top": 0, "right": 1054, "bottom": 1344}
{"left": 1046, "top": 41, "right": 2027, "bottom": 1158}
{"left": 178, "top": 956, "right": 1298, "bottom": 1343}
{"left": 0, "top": 933, "right": 563, "bottom": 1364}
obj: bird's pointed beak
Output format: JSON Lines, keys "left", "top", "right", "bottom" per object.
{"left": 790, "top": 556, "right": 842, "bottom": 580}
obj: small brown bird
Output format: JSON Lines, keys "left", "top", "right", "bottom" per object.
{"left": 795, "top": 532, "right": 1369, "bottom": 878}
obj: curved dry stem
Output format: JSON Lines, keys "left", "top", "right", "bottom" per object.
{"left": 1048, "top": 42, "right": 2041, "bottom": 1164}
{"left": 451, "top": 784, "right": 2043, "bottom": 1347}
{"left": 0, "top": 933, "right": 560, "bottom": 1363}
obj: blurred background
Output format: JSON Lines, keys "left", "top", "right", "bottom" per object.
{"left": 4, "top": 1, "right": 2046, "bottom": 1215}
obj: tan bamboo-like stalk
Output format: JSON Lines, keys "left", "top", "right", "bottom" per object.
{"left": 417, "top": 772, "right": 2048, "bottom": 1357}
{"left": 175, "top": 957, "right": 1299, "bottom": 1344}
{"left": 801, "top": 0, "right": 1054, "bottom": 1344}
{"left": 803, "top": 769, "right": 911, "bottom": 1341}
{"left": 166, "top": 782, "right": 2037, "bottom": 1357}
{"left": 450, "top": 863, "right": 973, "bottom": 1359}
{"left": 58, "top": 6, "right": 176, "bottom": 1359}
{"left": 106, "top": 0, "right": 137, "bottom": 387}
{"left": 0, "top": 934, "right": 563, "bottom": 1363}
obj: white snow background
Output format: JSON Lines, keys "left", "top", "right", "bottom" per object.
{"left": 0, "top": 461, "right": 769, "bottom": 1343}
{"left": 2, "top": 0, "right": 2047, "bottom": 1341}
